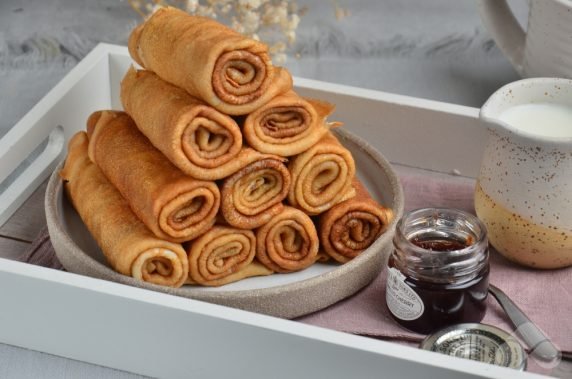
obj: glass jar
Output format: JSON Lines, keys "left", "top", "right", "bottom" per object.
{"left": 385, "top": 208, "right": 489, "bottom": 334}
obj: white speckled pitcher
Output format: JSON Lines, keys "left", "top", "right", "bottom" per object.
{"left": 475, "top": 78, "right": 572, "bottom": 269}
{"left": 477, "top": 0, "right": 572, "bottom": 78}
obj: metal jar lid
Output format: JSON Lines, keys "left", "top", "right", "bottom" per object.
{"left": 420, "top": 323, "right": 527, "bottom": 371}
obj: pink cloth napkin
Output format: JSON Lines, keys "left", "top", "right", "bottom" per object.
{"left": 298, "top": 167, "right": 572, "bottom": 376}
{"left": 21, "top": 167, "right": 572, "bottom": 368}
{"left": 18, "top": 228, "right": 64, "bottom": 270}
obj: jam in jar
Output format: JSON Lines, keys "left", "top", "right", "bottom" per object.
{"left": 385, "top": 208, "right": 489, "bottom": 334}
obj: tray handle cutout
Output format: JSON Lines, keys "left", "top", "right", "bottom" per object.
{"left": 0, "top": 126, "right": 64, "bottom": 227}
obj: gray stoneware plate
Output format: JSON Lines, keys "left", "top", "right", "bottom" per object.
{"left": 45, "top": 128, "right": 404, "bottom": 319}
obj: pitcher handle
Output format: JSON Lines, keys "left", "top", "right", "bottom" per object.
{"left": 477, "top": 0, "right": 526, "bottom": 76}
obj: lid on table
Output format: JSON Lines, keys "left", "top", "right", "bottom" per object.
{"left": 420, "top": 323, "right": 527, "bottom": 371}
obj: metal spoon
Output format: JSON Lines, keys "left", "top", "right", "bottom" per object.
{"left": 488, "top": 284, "right": 561, "bottom": 362}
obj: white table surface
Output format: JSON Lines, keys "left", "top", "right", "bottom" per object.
{"left": 5, "top": 1, "right": 568, "bottom": 378}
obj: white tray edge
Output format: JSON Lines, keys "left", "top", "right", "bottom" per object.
{"left": 0, "top": 258, "right": 545, "bottom": 379}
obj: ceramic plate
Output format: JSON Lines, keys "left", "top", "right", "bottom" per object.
{"left": 46, "top": 128, "right": 404, "bottom": 319}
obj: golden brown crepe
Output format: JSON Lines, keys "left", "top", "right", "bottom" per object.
{"left": 256, "top": 206, "right": 319, "bottom": 273}
{"left": 242, "top": 91, "right": 338, "bottom": 156}
{"left": 186, "top": 226, "right": 273, "bottom": 286}
{"left": 220, "top": 158, "right": 291, "bottom": 229}
{"left": 61, "top": 132, "right": 189, "bottom": 288}
{"left": 287, "top": 133, "right": 356, "bottom": 215}
{"left": 128, "top": 7, "right": 293, "bottom": 115}
{"left": 86, "top": 110, "right": 220, "bottom": 242}
{"left": 318, "top": 179, "right": 393, "bottom": 263}
{"left": 121, "top": 67, "right": 244, "bottom": 180}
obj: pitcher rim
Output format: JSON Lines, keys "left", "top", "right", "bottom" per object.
{"left": 481, "top": 77, "right": 572, "bottom": 144}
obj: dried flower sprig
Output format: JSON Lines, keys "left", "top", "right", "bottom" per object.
{"left": 128, "top": 0, "right": 305, "bottom": 64}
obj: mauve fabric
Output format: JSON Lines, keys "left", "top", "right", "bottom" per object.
{"left": 23, "top": 168, "right": 572, "bottom": 358}
{"left": 298, "top": 168, "right": 572, "bottom": 359}
{"left": 19, "top": 227, "right": 64, "bottom": 270}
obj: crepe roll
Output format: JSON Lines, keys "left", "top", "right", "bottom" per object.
{"left": 87, "top": 111, "right": 220, "bottom": 242}
{"left": 121, "top": 67, "right": 244, "bottom": 180}
{"left": 242, "top": 91, "right": 338, "bottom": 156}
{"left": 256, "top": 207, "right": 319, "bottom": 273}
{"left": 187, "top": 226, "right": 273, "bottom": 286}
{"left": 61, "top": 132, "right": 189, "bottom": 288}
{"left": 287, "top": 133, "right": 356, "bottom": 215}
{"left": 220, "top": 158, "right": 291, "bottom": 229}
{"left": 319, "top": 179, "right": 393, "bottom": 263}
{"left": 128, "top": 7, "right": 292, "bottom": 115}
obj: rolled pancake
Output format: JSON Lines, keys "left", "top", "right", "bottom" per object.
{"left": 287, "top": 133, "right": 356, "bottom": 215}
{"left": 128, "top": 7, "right": 293, "bottom": 115}
{"left": 242, "top": 91, "right": 338, "bottom": 156}
{"left": 121, "top": 67, "right": 243, "bottom": 180}
{"left": 187, "top": 226, "right": 272, "bottom": 286}
{"left": 60, "top": 132, "right": 188, "bottom": 288}
{"left": 256, "top": 206, "right": 319, "bottom": 273}
{"left": 220, "top": 158, "right": 291, "bottom": 229}
{"left": 318, "top": 179, "right": 393, "bottom": 263}
{"left": 87, "top": 110, "right": 220, "bottom": 242}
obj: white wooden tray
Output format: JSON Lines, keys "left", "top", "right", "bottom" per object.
{"left": 0, "top": 44, "right": 546, "bottom": 379}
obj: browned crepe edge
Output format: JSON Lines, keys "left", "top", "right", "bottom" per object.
{"left": 220, "top": 158, "right": 291, "bottom": 229}
{"left": 242, "top": 91, "right": 336, "bottom": 156}
{"left": 256, "top": 206, "right": 319, "bottom": 273}
{"left": 86, "top": 110, "right": 220, "bottom": 242}
{"left": 318, "top": 179, "right": 393, "bottom": 263}
{"left": 184, "top": 260, "right": 273, "bottom": 286}
{"left": 121, "top": 66, "right": 243, "bottom": 173}
{"left": 127, "top": 7, "right": 292, "bottom": 115}
{"left": 186, "top": 225, "right": 259, "bottom": 286}
{"left": 61, "top": 132, "right": 189, "bottom": 288}
{"left": 287, "top": 133, "right": 356, "bottom": 215}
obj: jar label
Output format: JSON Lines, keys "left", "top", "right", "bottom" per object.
{"left": 386, "top": 267, "right": 424, "bottom": 321}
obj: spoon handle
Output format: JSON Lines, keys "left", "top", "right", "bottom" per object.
{"left": 488, "top": 284, "right": 561, "bottom": 362}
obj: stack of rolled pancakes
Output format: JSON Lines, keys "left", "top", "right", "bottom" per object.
{"left": 62, "top": 7, "right": 393, "bottom": 288}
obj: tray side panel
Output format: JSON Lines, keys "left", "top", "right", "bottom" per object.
{"left": 0, "top": 44, "right": 113, "bottom": 227}
{"left": 294, "top": 78, "right": 485, "bottom": 178}
{"left": 0, "top": 260, "right": 538, "bottom": 379}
